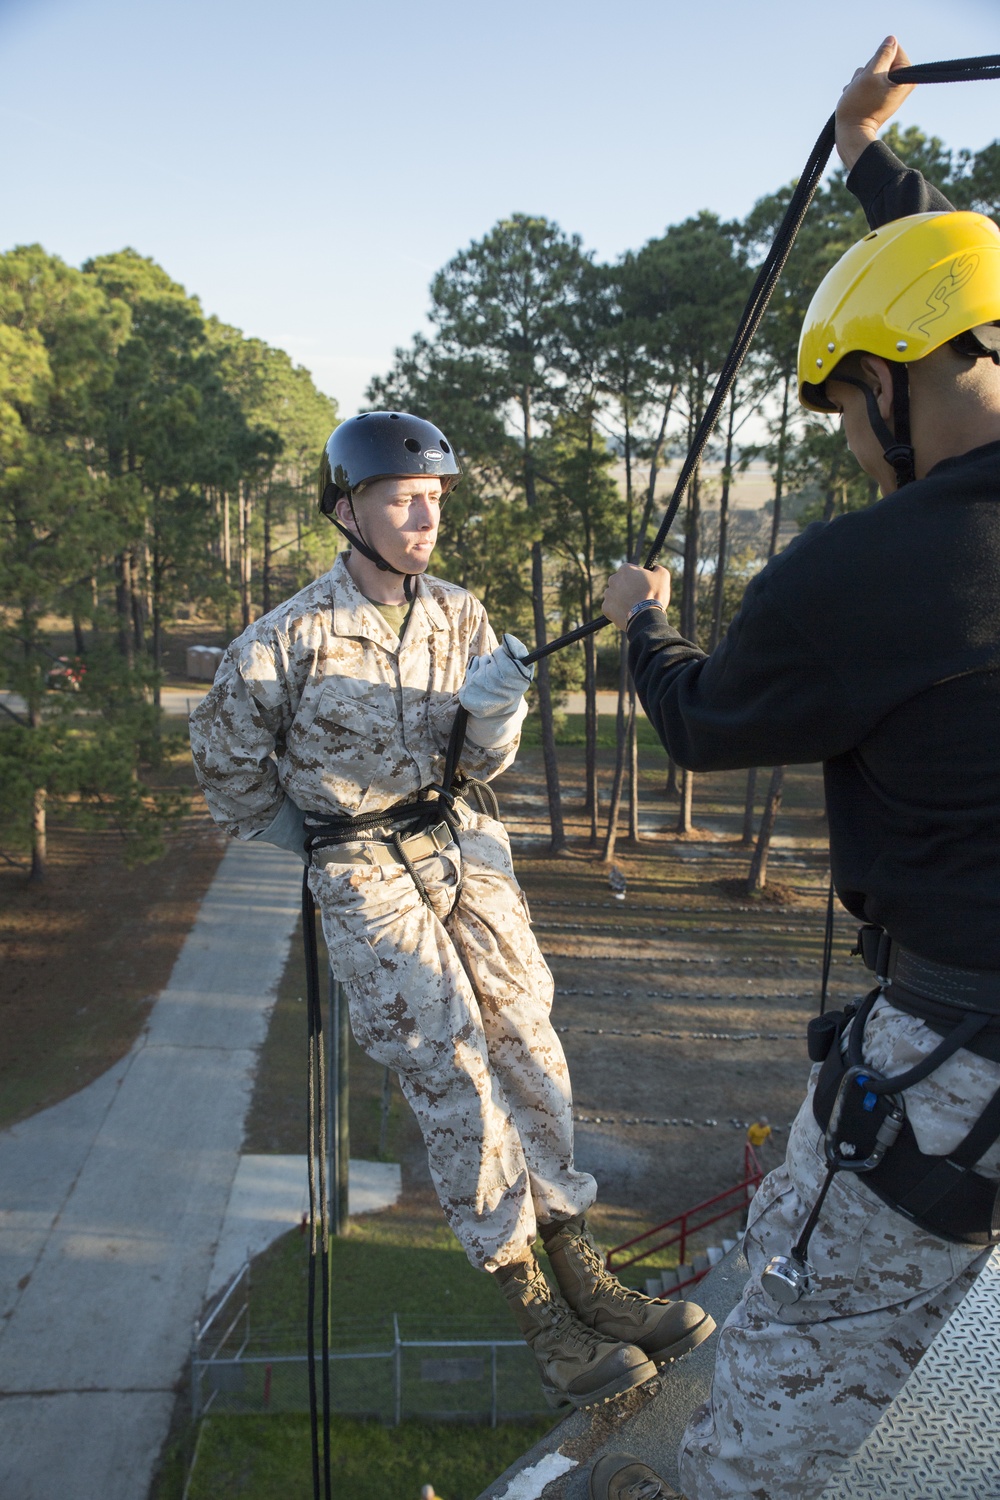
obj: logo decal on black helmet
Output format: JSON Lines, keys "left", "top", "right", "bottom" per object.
{"left": 423, "top": 449, "right": 444, "bottom": 462}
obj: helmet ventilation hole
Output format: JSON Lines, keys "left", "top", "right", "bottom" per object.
{"left": 404, "top": 438, "right": 421, "bottom": 452}
{"left": 440, "top": 439, "right": 451, "bottom": 453}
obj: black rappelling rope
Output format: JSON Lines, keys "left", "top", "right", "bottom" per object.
{"left": 513, "top": 53, "right": 1000, "bottom": 671}
{"left": 303, "top": 871, "right": 332, "bottom": 1500}
{"left": 443, "top": 56, "right": 1000, "bottom": 767}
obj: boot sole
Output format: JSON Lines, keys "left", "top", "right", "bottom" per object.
{"left": 647, "top": 1311, "right": 716, "bottom": 1366}
{"left": 542, "top": 1354, "right": 658, "bottom": 1411}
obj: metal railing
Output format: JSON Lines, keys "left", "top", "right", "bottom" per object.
{"left": 605, "top": 1144, "right": 764, "bottom": 1280}
{"left": 191, "top": 1266, "right": 548, "bottom": 1425}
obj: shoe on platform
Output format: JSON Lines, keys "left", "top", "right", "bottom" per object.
{"left": 541, "top": 1214, "right": 715, "bottom": 1364}
{"left": 589, "top": 1452, "right": 682, "bottom": 1500}
{"left": 495, "top": 1252, "right": 656, "bottom": 1410}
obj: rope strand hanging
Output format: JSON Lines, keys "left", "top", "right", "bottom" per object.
{"left": 515, "top": 53, "right": 1000, "bottom": 669}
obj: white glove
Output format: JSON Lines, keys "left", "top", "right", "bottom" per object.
{"left": 459, "top": 634, "right": 534, "bottom": 748}
{"left": 252, "top": 794, "right": 308, "bottom": 863}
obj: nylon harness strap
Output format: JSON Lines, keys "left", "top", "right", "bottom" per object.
{"left": 813, "top": 990, "right": 1000, "bottom": 1244}
{"left": 833, "top": 371, "right": 916, "bottom": 489}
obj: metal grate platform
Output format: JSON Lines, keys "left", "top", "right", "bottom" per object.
{"left": 820, "top": 1245, "right": 1000, "bottom": 1500}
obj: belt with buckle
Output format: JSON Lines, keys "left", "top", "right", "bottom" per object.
{"left": 316, "top": 820, "right": 453, "bottom": 870}
{"left": 856, "top": 924, "right": 1000, "bottom": 1015}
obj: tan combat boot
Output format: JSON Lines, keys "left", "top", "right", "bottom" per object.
{"left": 540, "top": 1214, "right": 715, "bottom": 1365}
{"left": 496, "top": 1252, "right": 656, "bottom": 1409}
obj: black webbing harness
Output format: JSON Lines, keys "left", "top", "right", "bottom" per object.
{"left": 808, "top": 927, "right": 1000, "bottom": 1247}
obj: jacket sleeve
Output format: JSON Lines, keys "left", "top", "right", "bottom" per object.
{"left": 627, "top": 568, "right": 871, "bottom": 772}
{"left": 846, "top": 139, "right": 955, "bottom": 229}
{"left": 188, "top": 633, "right": 296, "bottom": 839}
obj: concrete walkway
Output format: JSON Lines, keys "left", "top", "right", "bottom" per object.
{"left": 0, "top": 840, "right": 302, "bottom": 1500}
{"left": 207, "top": 1155, "right": 402, "bottom": 1298}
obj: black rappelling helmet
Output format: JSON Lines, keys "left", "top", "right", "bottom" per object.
{"left": 318, "top": 412, "right": 462, "bottom": 595}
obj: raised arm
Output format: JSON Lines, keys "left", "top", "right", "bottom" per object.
{"left": 838, "top": 36, "right": 955, "bottom": 227}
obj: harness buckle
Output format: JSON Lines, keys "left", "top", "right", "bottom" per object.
{"left": 854, "top": 925, "right": 895, "bottom": 985}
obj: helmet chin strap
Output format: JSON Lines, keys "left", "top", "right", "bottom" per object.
{"left": 324, "top": 489, "right": 417, "bottom": 601}
{"left": 836, "top": 365, "right": 916, "bottom": 489}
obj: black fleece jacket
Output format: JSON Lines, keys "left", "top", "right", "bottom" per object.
{"left": 629, "top": 142, "right": 1000, "bottom": 968}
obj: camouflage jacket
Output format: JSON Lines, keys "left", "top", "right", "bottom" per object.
{"left": 189, "top": 555, "right": 519, "bottom": 839}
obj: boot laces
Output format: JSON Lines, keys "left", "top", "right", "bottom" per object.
{"left": 628, "top": 1482, "right": 669, "bottom": 1500}
{"left": 575, "top": 1233, "right": 651, "bottom": 1307}
{"left": 539, "top": 1292, "right": 612, "bottom": 1355}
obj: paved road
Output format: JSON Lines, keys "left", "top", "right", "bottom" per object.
{"left": 0, "top": 687, "right": 208, "bottom": 720}
{"left": 2, "top": 686, "right": 642, "bottom": 720}
{"left": 0, "top": 840, "right": 302, "bottom": 1500}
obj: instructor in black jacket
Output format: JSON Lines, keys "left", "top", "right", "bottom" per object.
{"left": 590, "top": 38, "right": 1000, "bottom": 1500}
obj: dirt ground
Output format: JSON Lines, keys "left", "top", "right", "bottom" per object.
{"left": 500, "top": 750, "right": 861, "bottom": 1252}
{"left": 245, "top": 740, "right": 864, "bottom": 1264}
{"left": 0, "top": 723, "right": 227, "bottom": 1130}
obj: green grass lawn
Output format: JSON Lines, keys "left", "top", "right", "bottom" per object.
{"left": 186, "top": 1413, "right": 556, "bottom": 1500}
{"left": 248, "top": 1220, "right": 527, "bottom": 1352}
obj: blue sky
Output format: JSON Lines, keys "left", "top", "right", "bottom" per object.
{"left": 3, "top": 0, "right": 1000, "bottom": 416}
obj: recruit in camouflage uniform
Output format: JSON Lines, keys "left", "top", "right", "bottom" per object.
{"left": 189, "top": 551, "right": 597, "bottom": 1271}
{"left": 678, "top": 998, "right": 1000, "bottom": 1499}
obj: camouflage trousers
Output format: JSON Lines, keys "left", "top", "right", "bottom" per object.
{"left": 308, "top": 804, "right": 596, "bottom": 1272}
{"left": 679, "top": 994, "right": 1000, "bottom": 1500}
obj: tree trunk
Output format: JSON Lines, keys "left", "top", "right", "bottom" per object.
{"left": 822, "top": 479, "right": 837, "bottom": 524}
{"left": 748, "top": 766, "right": 785, "bottom": 894}
{"left": 741, "top": 767, "right": 758, "bottom": 846}
{"left": 151, "top": 546, "right": 163, "bottom": 716}
{"left": 709, "top": 386, "right": 738, "bottom": 651}
{"left": 601, "top": 638, "right": 629, "bottom": 864}
{"left": 263, "top": 485, "right": 273, "bottom": 615}
{"left": 72, "top": 610, "right": 86, "bottom": 657}
{"left": 223, "top": 492, "right": 232, "bottom": 580}
{"left": 627, "top": 690, "right": 640, "bottom": 843}
{"left": 584, "top": 627, "right": 598, "bottom": 844}
{"left": 680, "top": 465, "right": 701, "bottom": 641}
{"left": 747, "top": 392, "right": 793, "bottom": 880}
{"left": 675, "top": 766, "right": 694, "bottom": 834}
{"left": 130, "top": 545, "right": 146, "bottom": 656}
{"left": 29, "top": 786, "right": 46, "bottom": 883}
{"left": 522, "top": 389, "right": 564, "bottom": 855}
{"left": 115, "top": 552, "right": 134, "bottom": 665}
{"left": 239, "top": 486, "right": 252, "bottom": 630}
{"left": 531, "top": 544, "right": 566, "bottom": 855}
{"left": 639, "top": 389, "right": 675, "bottom": 558}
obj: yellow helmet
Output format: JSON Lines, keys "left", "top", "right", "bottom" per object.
{"left": 798, "top": 211, "right": 1000, "bottom": 413}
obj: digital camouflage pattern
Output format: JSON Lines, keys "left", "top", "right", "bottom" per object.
{"left": 679, "top": 994, "right": 999, "bottom": 1500}
{"left": 311, "top": 803, "right": 596, "bottom": 1270}
{"left": 189, "top": 553, "right": 516, "bottom": 836}
{"left": 189, "top": 555, "right": 596, "bottom": 1270}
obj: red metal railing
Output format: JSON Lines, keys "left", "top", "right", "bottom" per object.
{"left": 605, "top": 1144, "right": 765, "bottom": 1287}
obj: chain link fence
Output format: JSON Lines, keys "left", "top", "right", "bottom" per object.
{"left": 192, "top": 1264, "right": 549, "bottom": 1425}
